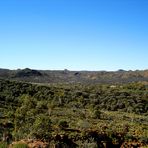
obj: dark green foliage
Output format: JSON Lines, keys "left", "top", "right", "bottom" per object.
{"left": 31, "top": 114, "right": 51, "bottom": 140}
{"left": 58, "top": 120, "right": 69, "bottom": 129}
{"left": 0, "top": 79, "right": 148, "bottom": 147}
{"left": 92, "top": 109, "right": 101, "bottom": 119}
{"left": 0, "top": 79, "right": 147, "bottom": 115}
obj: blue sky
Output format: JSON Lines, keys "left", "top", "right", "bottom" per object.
{"left": 0, "top": 0, "right": 148, "bottom": 70}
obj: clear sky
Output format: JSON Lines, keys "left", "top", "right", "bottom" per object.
{"left": 0, "top": 0, "right": 148, "bottom": 71}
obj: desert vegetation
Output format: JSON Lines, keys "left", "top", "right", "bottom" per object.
{"left": 0, "top": 79, "right": 148, "bottom": 147}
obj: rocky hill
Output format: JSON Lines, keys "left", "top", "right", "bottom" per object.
{"left": 0, "top": 68, "right": 148, "bottom": 84}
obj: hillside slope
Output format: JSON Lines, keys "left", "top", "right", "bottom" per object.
{"left": 0, "top": 79, "right": 148, "bottom": 147}
{"left": 0, "top": 68, "right": 148, "bottom": 84}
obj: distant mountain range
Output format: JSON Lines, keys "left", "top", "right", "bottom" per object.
{"left": 0, "top": 68, "right": 148, "bottom": 84}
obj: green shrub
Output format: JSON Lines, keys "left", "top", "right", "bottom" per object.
{"left": 92, "top": 109, "right": 101, "bottom": 119}
{"left": 58, "top": 120, "right": 69, "bottom": 129}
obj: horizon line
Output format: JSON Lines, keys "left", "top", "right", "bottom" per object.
{"left": 0, "top": 67, "right": 148, "bottom": 72}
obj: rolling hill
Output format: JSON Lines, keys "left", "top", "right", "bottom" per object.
{"left": 0, "top": 68, "right": 148, "bottom": 84}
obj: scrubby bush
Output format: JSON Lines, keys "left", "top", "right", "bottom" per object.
{"left": 58, "top": 120, "right": 69, "bottom": 129}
